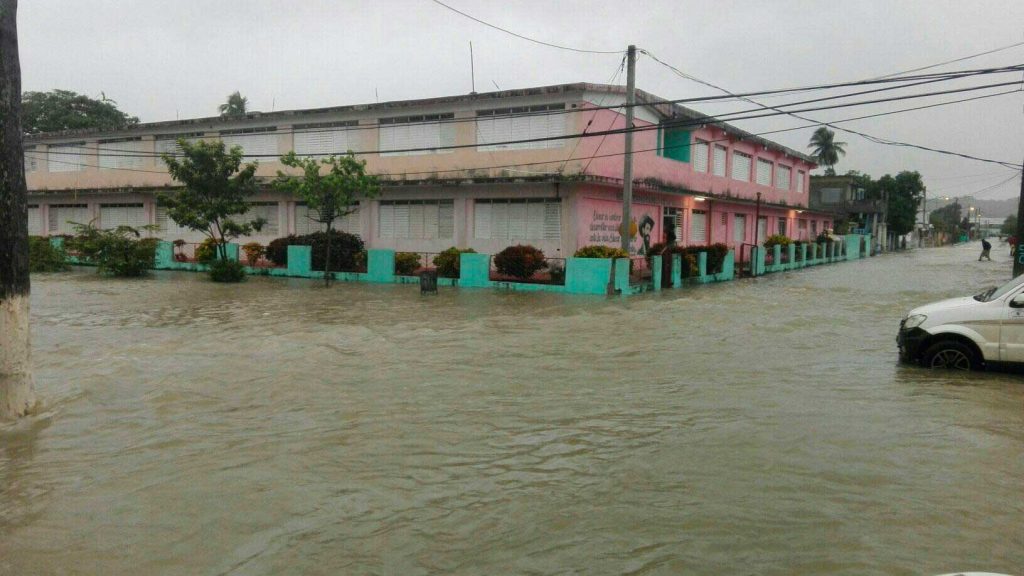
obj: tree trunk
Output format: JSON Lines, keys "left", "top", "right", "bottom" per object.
{"left": 324, "top": 222, "right": 332, "bottom": 287}
{"left": 0, "top": 0, "right": 36, "bottom": 419}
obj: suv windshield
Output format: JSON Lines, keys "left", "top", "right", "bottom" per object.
{"left": 974, "top": 276, "right": 1023, "bottom": 302}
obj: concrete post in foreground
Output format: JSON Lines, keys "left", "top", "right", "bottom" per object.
{"left": 0, "top": 0, "right": 36, "bottom": 418}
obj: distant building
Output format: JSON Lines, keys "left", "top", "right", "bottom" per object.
{"left": 24, "top": 83, "right": 827, "bottom": 259}
{"left": 809, "top": 174, "right": 883, "bottom": 235}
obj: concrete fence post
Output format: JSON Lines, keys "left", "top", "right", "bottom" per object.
{"left": 286, "top": 245, "right": 312, "bottom": 277}
{"left": 671, "top": 253, "right": 682, "bottom": 288}
{"left": 155, "top": 240, "right": 174, "bottom": 269}
{"left": 787, "top": 244, "right": 796, "bottom": 270}
{"left": 459, "top": 252, "right": 491, "bottom": 288}
{"left": 772, "top": 244, "right": 782, "bottom": 272}
{"left": 367, "top": 249, "right": 396, "bottom": 283}
{"left": 697, "top": 251, "right": 708, "bottom": 283}
{"left": 565, "top": 258, "right": 614, "bottom": 295}
{"left": 652, "top": 255, "right": 662, "bottom": 291}
{"left": 720, "top": 250, "right": 735, "bottom": 280}
{"left": 614, "top": 258, "right": 630, "bottom": 293}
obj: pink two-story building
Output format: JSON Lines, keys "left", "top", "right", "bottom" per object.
{"left": 23, "top": 83, "right": 826, "bottom": 260}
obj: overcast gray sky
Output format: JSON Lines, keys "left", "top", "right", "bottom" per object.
{"left": 18, "top": 0, "right": 1024, "bottom": 199}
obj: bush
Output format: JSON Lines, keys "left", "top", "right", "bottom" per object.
{"left": 195, "top": 237, "right": 222, "bottom": 263}
{"left": 266, "top": 235, "right": 293, "bottom": 266}
{"left": 433, "top": 247, "right": 476, "bottom": 278}
{"left": 67, "top": 223, "right": 158, "bottom": 277}
{"left": 29, "top": 236, "right": 68, "bottom": 272}
{"left": 704, "top": 243, "right": 729, "bottom": 273}
{"left": 494, "top": 244, "right": 547, "bottom": 280}
{"left": 263, "top": 231, "right": 364, "bottom": 271}
{"left": 764, "top": 234, "right": 792, "bottom": 248}
{"left": 395, "top": 252, "right": 421, "bottom": 275}
{"left": 208, "top": 258, "right": 246, "bottom": 283}
{"left": 574, "top": 245, "right": 629, "bottom": 259}
{"left": 242, "top": 242, "right": 266, "bottom": 266}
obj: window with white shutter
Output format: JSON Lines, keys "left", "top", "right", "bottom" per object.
{"left": 24, "top": 147, "right": 38, "bottom": 173}
{"left": 239, "top": 202, "right": 280, "bottom": 236}
{"left": 690, "top": 209, "right": 707, "bottom": 243}
{"left": 219, "top": 127, "right": 279, "bottom": 162}
{"left": 474, "top": 198, "right": 561, "bottom": 240}
{"left": 155, "top": 133, "right": 203, "bottom": 159}
{"left": 756, "top": 158, "right": 772, "bottom": 186}
{"left": 48, "top": 142, "right": 87, "bottom": 173}
{"left": 692, "top": 140, "right": 709, "bottom": 173}
{"left": 733, "top": 214, "right": 746, "bottom": 244}
{"left": 27, "top": 205, "right": 41, "bottom": 235}
{"left": 797, "top": 170, "right": 806, "bottom": 193}
{"left": 777, "top": 218, "right": 787, "bottom": 237}
{"left": 713, "top": 145, "right": 727, "bottom": 177}
{"left": 776, "top": 165, "right": 792, "bottom": 190}
{"left": 731, "top": 151, "right": 751, "bottom": 182}
{"left": 379, "top": 114, "right": 455, "bottom": 156}
{"left": 295, "top": 202, "right": 361, "bottom": 235}
{"left": 49, "top": 204, "right": 90, "bottom": 234}
{"left": 99, "top": 138, "right": 145, "bottom": 170}
{"left": 377, "top": 200, "right": 454, "bottom": 239}
{"left": 100, "top": 203, "right": 146, "bottom": 229}
{"left": 476, "top": 104, "right": 566, "bottom": 151}
{"left": 757, "top": 216, "right": 768, "bottom": 243}
{"left": 294, "top": 121, "right": 358, "bottom": 157}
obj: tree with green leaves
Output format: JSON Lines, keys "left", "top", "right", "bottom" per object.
{"left": 808, "top": 127, "right": 847, "bottom": 176}
{"left": 159, "top": 139, "right": 265, "bottom": 282}
{"left": 21, "top": 89, "right": 138, "bottom": 134}
{"left": 219, "top": 91, "right": 248, "bottom": 117}
{"left": 1001, "top": 215, "right": 1016, "bottom": 235}
{"left": 274, "top": 152, "right": 380, "bottom": 285}
{"left": 930, "top": 202, "right": 962, "bottom": 235}
{"left": 875, "top": 171, "right": 925, "bottom": 236}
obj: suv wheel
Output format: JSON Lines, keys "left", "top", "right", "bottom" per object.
{"left": 922, "top": 340, "right": 978, "bottom": 371}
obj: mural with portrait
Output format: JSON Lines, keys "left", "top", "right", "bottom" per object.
{"left": 576, "top": 197, "right": 661, "bottom": 256}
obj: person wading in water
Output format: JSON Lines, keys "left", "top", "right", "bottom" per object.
{"left": 979, "top": 237, "right": 992, "bottom": 261}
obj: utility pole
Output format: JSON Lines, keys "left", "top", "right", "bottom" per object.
{"left": 620, "top": 44, "right": 636, "bottom": 254}
{"left": 1014, "top": 156, "right": 1024, "bottom": 276}
{"left": 920, "top": 187, "right": 926, "bottom": 247}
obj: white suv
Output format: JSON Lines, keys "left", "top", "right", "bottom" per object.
{"left": 898, "top": 275, "right": 1024, "bottom": 370}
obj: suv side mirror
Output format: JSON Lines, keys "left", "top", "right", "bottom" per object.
{"left": 1011, "top": 294, "right": 1024, "bottom": 308}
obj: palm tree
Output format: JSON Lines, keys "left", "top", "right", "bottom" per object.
{"left": 807, "top": 127, "right": 847, "bottom": 175}
{"left": 218, "top": 91, "right": 248, "bottom": 117}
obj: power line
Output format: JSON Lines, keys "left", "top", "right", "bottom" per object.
{"left": 640, "top": 49, "right": 1024, "bottom": 170}
{"left": 427, "top": 0, "right": 623, "bottom": 55}
{"left": 872, "top": 40, "right": 1024, "bottom": 79}
{"left": 30, "top": 87, "right": 1021, "bottom": 180}
{"left": 29, "top": 62, "right": 1024, "bottom": 158}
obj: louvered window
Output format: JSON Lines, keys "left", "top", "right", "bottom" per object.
{"left": 776, "top": 165, "right": 792, "bottom": 190}
{"left": 733, "top": 214, "right": 746, "bottom": 244}
{"left": 48, "top": 204, "right": 90, "bottom": 234}
{"left": 294, "top": 121, "right": 358, "bottom": 157}
{"left": 777, "top": 218, "right": 787, "bottom": 237}
{"left": 474, "top": 198, "right": 561, "bottom": 241}
{"left": 378, "top": 200, "right": 454, "bottom": 239}
{"left": 48, "top": 142, "right": 87, "bottom": 173}
{"left": 24, "top": 147, "right": 38, "bottom": 173}
{"left": 100, "top": 203, "right": 147, "bottom": 229}
{"left": 476, "top": 104, "right": 566, "bottom": 151}
{"left": 379, "top": 114, "right": 455, "bottom": 156}
{"left": 27, "top": 205, "right": 41, "bottom": 235}
{"left": 219, "top": 127, "right": 279, "bottom": 162}
{"left": 756, "top": 158, "right": 772, "bottom": 186}
{"left": 797, "top": 170, "right": 806, "bottom": 193}
{"left": 692, "top": 140, "right": 709, "bottom": 173}
{"left": 757, "top": 217, "right": 768, "bottom": 243}
{"left": 731, "top": 152, "right": 751, "bottom": 182}
{"left": 712, "top": 145, "right": 727, "bottom": 177}
{"left": 155, "top": 205, "right": 195, "bottom": 238}
{"left": 155, "top": 133, "right": 203, "bottom": 159}
{"left": 690, "top": 210, "right": 707, "bottom": 243}
{"left": 238, "top": 202, "right": 280, "bottom": 236}
{"left": 99, "top": 138, "right": 145, "bottom": 170}
{"left": 295, "top": 202, "right": 361, "bottom": 235}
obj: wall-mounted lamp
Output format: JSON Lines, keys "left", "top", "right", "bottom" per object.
{"left": 694, "top": 196, "right": 707, "bottom": 202}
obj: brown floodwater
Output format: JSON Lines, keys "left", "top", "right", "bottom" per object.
{"left": 2, "top": 243, "right": 1022, "bottom": 575}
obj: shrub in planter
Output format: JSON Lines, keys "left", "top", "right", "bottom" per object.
{"left": 306, "top": 230, "right": 364, "bottom": 272}
{"left": 67, "top": 223, "right": 159, "bottom": 277}
{"left": 433, "top": 247, "right": 476, "bottom": 278}
{"left": 195, "top": 237, "right": 222, "bottom": 264}
{"left": 28, "top": 236, "right": 68, "bottom": 272}
{"left": 573, "top": 245, "right": 629, "bottom": 259}
{"left": 705, "top": 243, "right": 729, "bottom": 273}
{"left": 208, "top": 258, "right": 246, "bottom": 283}
{"left": 763, "top": 234, "right": 792, "bottom": 248}
{"left": 494, "top": 244, "right": 547, "bottom": 280}
{"left": 242, "top": 242, "right": 266, "bottom": 266}
{"left": 395, "top": 252, "right": 422, "bottom": 275}
{"left": 266, "top": 235, "right": 295, "bottom": 266}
